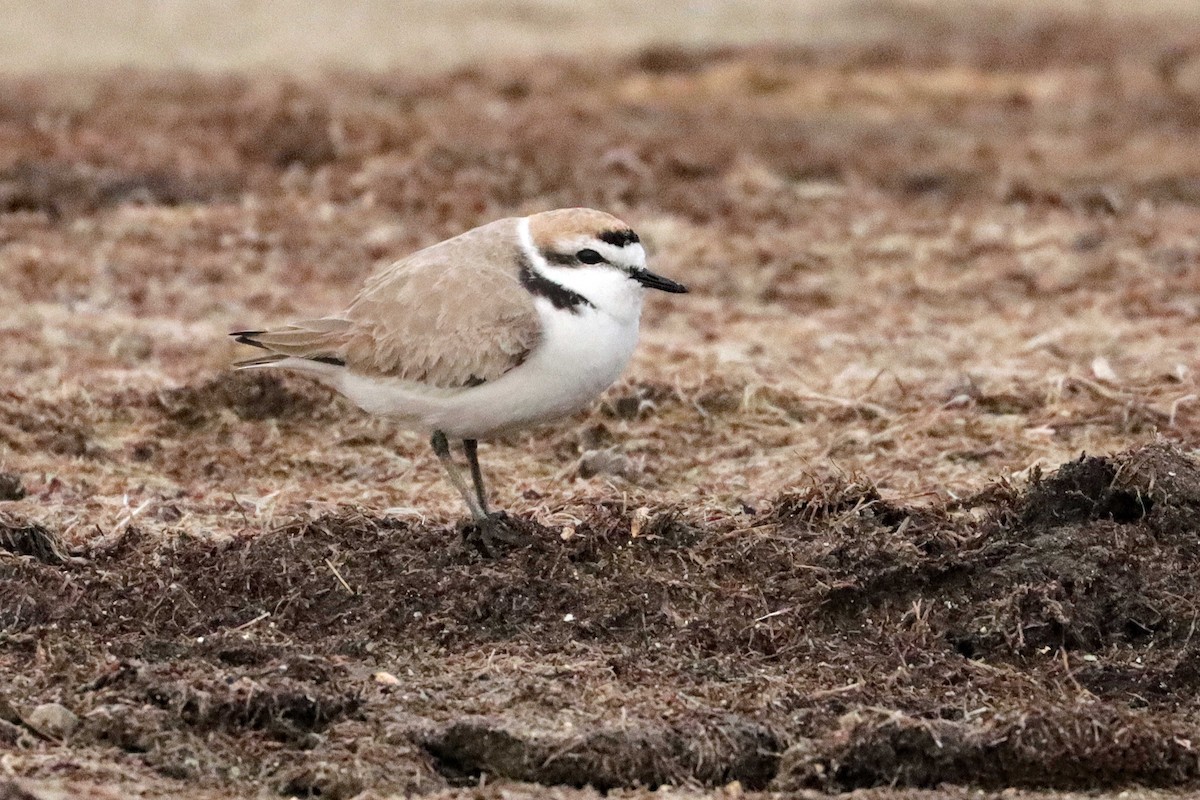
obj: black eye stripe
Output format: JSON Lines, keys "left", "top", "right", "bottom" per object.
{"left": 517, "top": 252, "right": 594, "bottom": 312}
{"left": 576, "top": 248, "right": 605, "bottom": 264}
{"left": 599, "top": 229, "right": 639, "bottom": 247}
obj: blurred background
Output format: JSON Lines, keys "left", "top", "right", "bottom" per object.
{"left": 2, "top": 0, "right": 1195, "bottom": 73}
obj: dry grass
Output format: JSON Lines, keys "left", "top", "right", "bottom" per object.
{"left": 4, "top": 45, "right": 1200, "bottom": 537}
{"left": 5, "top": 3, "right": 1200, "bottom": 799}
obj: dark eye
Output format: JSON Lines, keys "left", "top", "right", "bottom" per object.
{"left": 576, "top": 249, "right": 604, "bottom": 264}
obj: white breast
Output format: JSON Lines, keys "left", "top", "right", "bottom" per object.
{"left": 428, "top": 271, "right": 644, "bottom": 437}
{"left": 335, "top": 267, "right": 645, "bottom": 439}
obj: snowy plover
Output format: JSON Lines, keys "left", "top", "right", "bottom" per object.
{"left": 232, "top": 208, "right": 687, "bottom": 553}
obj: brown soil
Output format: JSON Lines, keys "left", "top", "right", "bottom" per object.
{"left": 5, "top": 5, "right": 1200, "bottom": 800}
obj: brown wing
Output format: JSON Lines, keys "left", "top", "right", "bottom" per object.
{"left": 235, "top": 217, "right": 541, "bottom": 389}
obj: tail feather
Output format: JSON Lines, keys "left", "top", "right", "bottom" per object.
{"left": 231, "top": 330, "right": 269, "bottom": 349}
{"left": 233, "top": 353, "right": 289, "bottom": 369}
{"left": 230, "top": 323, "right": 349, "bottom": 370}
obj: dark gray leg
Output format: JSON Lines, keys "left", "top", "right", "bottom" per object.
{"left": 430, "top": 430, "right": 487, "bottom": 521}
{"left": 463, "top": 439, "right": 489, "bottom": 513}
{"left": 431, "top": 431, "right": 532, "bottom": 556}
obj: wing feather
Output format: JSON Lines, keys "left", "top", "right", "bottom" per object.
{"left": 233, "top": 218, "right": 541, "bottom": 388}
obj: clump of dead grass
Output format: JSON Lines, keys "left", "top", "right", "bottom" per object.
{"left": 422, "top": 714, "right": 782, "bottom": 789}
{"left": 0, "top": 513, "right": 68, "bottom": 564}
{"left": 151, "top": 371, "right": 339, "bottom": 427}
{"left": 776, "top": 705, "right": 1200, "bottom": 791}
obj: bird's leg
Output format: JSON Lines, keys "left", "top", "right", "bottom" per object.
{"left": 430, "top": 430, "right": 487, "bottom": 522}
{"left": 429, "top": 433, "right": 531, "bottom": 556}
{"left": 462, "top": 438, "right": 489, "bottom": 514}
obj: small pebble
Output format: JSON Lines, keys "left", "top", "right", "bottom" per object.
{"left": 27, "top": 702, "right": 79, "bottom": 738}
{"left": 373, "top": 671, "right": 401, "bottom": 686}
{"left": 578, "top": 448, "right": 636, "bottom": 480}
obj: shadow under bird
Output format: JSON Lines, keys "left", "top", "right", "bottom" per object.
{"left": 231, "top": 207, "right": 688, "bottom": 554}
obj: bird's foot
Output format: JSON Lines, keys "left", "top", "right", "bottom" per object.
{"left": 457, "top": 511, "right": 534, "bottom": 558}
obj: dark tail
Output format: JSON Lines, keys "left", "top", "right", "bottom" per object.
{"left": 230, "top": 329, "right": 345, "bottom": 369}
{"left": 231, "top": 330, "right": 269, "bottom": 349}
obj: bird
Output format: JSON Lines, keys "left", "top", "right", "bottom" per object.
{"left": 231, "top": 207, "right": 688, "bottom": 554}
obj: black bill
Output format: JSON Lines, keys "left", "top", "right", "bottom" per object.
{"left": 631, "top": 268, "right": 688, "bottom": 293}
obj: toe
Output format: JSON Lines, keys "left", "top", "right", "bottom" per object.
{"left": 457, "top": 512, "right": 535, "bottom": 557}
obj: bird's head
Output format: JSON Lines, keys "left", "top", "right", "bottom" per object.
{"left": 522, "top": 209, "right": 688, "bottom": 307}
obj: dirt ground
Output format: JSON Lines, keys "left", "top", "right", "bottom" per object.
{"left": 6, "top": 3, "right": 1200, "bottom": 799}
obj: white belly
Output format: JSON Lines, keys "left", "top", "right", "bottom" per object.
{"left": 434, "top": 300, "right": 640, "bottom": 437}
{"left": 335, "top": 298, "right": 642, "bottom": 439}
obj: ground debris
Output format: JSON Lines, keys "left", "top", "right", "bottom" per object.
{"left": 422, "top": 714, "right": 783, "bottom": 790}
{"left": 0, "top": 473, "right": 24, "bottom": 501}
{"left": 152, "top": 371, "right": 338, "bottom": 427}
{"left": 1021, "top": 442, "right": 1200, "bottom": 529}
{"left": 25, "top": 702, "right": 79, "bottom": 739}
{"left": 770, "top": 480, "right": 902, "bottom": 527}
{"left": 775, "top": 706, "right": 1200, "bottom": 791}
{"left": 0, "top": 514, "right": 68, "bottom": 565}
{"left": 1020, "top": 453, "right": 1152, "bottom": 526}
{"left": 938, "top": 443, "right": 1200, "bottom": 656}
{"left": 275, "top": 761, "right": 365, "bottom": 800}
{"left": 141, "top": 672, "right": 360, "bottom": 739}
{"left": 0, "top": 781, "right": 41, "bottom": 800}
{"left": 0, "top": 159, "right": 234, "bottom": 218}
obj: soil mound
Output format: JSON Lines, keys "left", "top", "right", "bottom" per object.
{"left": 776, "top": 706, "right": 1200, "bottom": 791}
{"left": 8, "top": 443, "right": 1200, "bottom": 794}
{"left": 423, "top": 714, "right": 781, "bottom": 789}
{"left": 944, "top": 443, "right": 1200, "bottom": 657}
{"left": 0, "top": 514, "right": 66, "bottom": 565}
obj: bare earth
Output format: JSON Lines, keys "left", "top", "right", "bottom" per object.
{"left": 6, "top": 3, "right": 1200, "bottom": 799}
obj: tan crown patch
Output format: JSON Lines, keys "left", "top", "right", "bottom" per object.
{"left": 526, "top": 207, "right": 633, "bottom": 250}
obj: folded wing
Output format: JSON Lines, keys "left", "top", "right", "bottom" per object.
{"left": 233, "top": 218, "right": 541, "bottom": 389}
